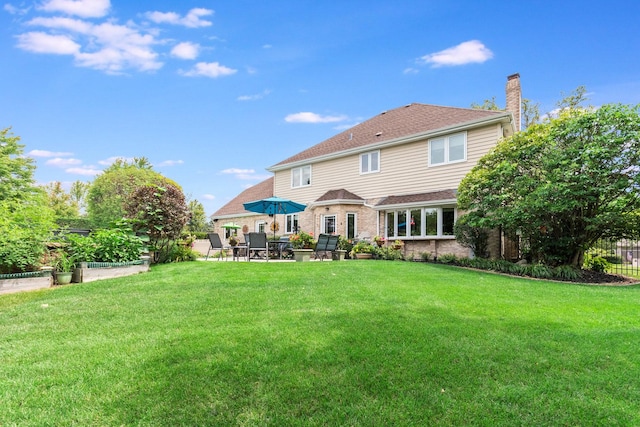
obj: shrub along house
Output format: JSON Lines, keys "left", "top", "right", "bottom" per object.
{"left": 212, "top": 74, "right": 522, "bottom": 258}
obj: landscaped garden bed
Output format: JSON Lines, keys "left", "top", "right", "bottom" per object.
{"left": 0, "top": 270, "right": 53, "bottom": 294}
{"left": 73, "top": 259, "right": 150, "bottom": 283}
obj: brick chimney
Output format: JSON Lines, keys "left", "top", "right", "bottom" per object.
{"left": 506, "top": 73, "right": 521, "bottom": 132}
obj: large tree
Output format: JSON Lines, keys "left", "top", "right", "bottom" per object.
{"left": 0, "top": 127, "right": 56, "bottom": 272}
{"left": 457, "top": 104, "right": 640, "bottom": 267}
{"left": 43, "top": 181, "right": 79, "bottom": 218}
{"left": 0, "top": 127, "right": 38, "bottom": 202}
{"left": 87, "top": 157, "right": 180, "bottom": 228}
{"left": 186, "top": 199, "right": 208, "bottom": 233}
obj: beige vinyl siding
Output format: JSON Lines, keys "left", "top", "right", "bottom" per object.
{"left": 274, "top": 123, "right": 501, "bottom": 202}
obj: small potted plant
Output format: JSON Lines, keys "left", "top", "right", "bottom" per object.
{"left": 350, "top": 240, "right": 375, "bottom": 259}
{"left": 54, "top": 250, "right": 75, "bottom": 285}
{"left": 289, "top": 231, "right": 315, "bottom": 249}
{"left": 373, "top": 235, "right": 386, "bottom": 247}
{"left": 228, "top": 235, "right": 239, "bottom": 247}
{"left": 392, "top": 239, "right": 404, "bottom": 250}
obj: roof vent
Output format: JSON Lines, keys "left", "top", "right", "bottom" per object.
{"left": 381, "top": 111, "right": 387, "bottom": 115}
{"left": 375, "top": 132, "right": 382, "bottom": 137}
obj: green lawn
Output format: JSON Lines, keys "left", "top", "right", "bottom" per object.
{"left": 2, "top": 261, "right": 639, "bottom": 426}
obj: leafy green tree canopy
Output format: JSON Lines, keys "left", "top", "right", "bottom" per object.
{"left": 87, "top": 157, "right": 180, "bottom": 228}
{"left": 186, "top": 199, "right": 208, "bottom": 233}
{"left": 458, "top": 104, "right": 640, "bottom": 267}
{"left": 0, "top": 127, "right": 38, "bottom": 202}
{"left": 43, "top": 181, "right": 79, "bottom": 219}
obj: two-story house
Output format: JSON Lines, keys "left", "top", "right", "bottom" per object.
{"left": 212, "top": 74, "right": 521, "bottom": 258}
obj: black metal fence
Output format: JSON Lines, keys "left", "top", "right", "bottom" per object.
{"left": 589, "top": 239, "right": 640, "bottom": 277}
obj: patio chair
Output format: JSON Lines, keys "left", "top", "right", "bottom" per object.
{"left": 205, "top": 233, "right": 226, "bottom": 261}
{"left": 247, "top": 232, "right": 269, "bottom": 261}
{"left": 313, "top": 234, "right": 330, "bottom": 260}
{"left": 278, "top": 236, "right": 293, "bottom": 259}
{"left": 324, "top": 235, "right": 340, "bottom": 260}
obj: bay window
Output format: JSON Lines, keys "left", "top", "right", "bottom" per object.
{"left": 385, "top": 206, "right": 457, "bottom": 238}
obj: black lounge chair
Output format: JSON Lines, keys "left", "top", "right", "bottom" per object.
{"left": 205, "top": 233, "right": 226, "bottom": 261}
{"left": 313, "top": 234, "right": 331, "bottom": 260}
{"left": 324, "top": 235, "right": 340, "bottom": 260}
{"left": 247, "top": 232, "right": 269, "bottom": 261}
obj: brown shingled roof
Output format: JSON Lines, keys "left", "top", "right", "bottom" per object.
{"left": 315, "top": 189, "right": 364, "bottom": 202}
{"left": 212, "top": 177, "right": 273, "bottom": 217}
{"left": 272, "top": 103, "right": 507, "bottom": 167}
{"left": 377, "top": 189, "right": 457, "bottom": 207}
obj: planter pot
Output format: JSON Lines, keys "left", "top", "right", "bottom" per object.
{"left": 55, "top": 271, "right": 73, "bottom": 285}
{"left": 292, "top": 249, "right": 313, "bottom": 262}
{"left": 332, "top": 250, "right": 346, "bottom": 261}
{"left": 354, "top": 253, "right": 373, "bottom": 259}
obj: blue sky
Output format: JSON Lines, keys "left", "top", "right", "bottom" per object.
{"left": 2, "top": 0, "right": 639, "bottom": 216}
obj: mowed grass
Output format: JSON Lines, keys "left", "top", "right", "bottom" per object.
{"left": 1, "top": 261, "right": 639, "bottom": 426}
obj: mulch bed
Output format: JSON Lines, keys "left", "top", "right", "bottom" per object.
{"left": 574, "top": 270, "right": 639, "bottom": 286}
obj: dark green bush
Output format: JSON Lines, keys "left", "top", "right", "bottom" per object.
{"left": 552, "top": 265, "right": 581, "bottom": 281}
{"left": 167, "top": 244, "right": 198, "bottom": 262}
{"left": 65, "top": 233, "right": 98, "bottom": 263}
{"left": 584, "top": 254, "right": 610, "bottom": 273}
{"left": 437, "top": 254, "right": 458, "bottom": 264}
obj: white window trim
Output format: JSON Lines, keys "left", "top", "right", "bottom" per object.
{"left": 428, "top": 132, "right": 467, "bottom": 167}
{"left": 291, "top": 165, "right": 312, "bottom": 188}
{"left": 285, "top": 213, "right": 299, "bottom": 234}
{"left": 386, "top": 206, "right": 457, "bottom": 239}
{"left": 346, "top": 212, "right": 357, "bottom": 239}
{"left": 360, "top": 150, "right": 380, "bottom": 175}
{"left": 322, "top": 214, "right": 337, "bottom": 234}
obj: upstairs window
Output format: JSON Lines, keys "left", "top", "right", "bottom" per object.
{"left": 360, "top": 151, "right": 380, "bottom": 174}
{"left": 292, "top": 165, "right": 311, "bottom": 188}
{"left": 429, "top": 132, "right": 466, "bottom": 166}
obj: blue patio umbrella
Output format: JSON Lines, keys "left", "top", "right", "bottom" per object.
{"left": 243, "top": 197, "right": 306, "bottom": 237}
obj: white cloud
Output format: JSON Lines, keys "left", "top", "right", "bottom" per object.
{"left": 403, "top": 67, "right": 419, "bottom": 75}
{"left": 20, "top": 17, "right": 162, "bottom": 73}
{"left": 4, "top": 3, "right": 31, "bottom": 14}
{"left": 202, "top": 194, "right": 215, "bottom": 201}
{"left": 98, "top": 156, "right": 133, "bottom": 166}
{"left": 39, "top": 0, "right": 110, "bottom": 18}
{"left": 237, "top": 89, "right": 271, "bottom": 101}
{"left": 220, "top": 168, "right": 271, "bottom": 181}
{"left": 65, "top": 166, "right": 102, "bottom": 176}
{"left": 171, "top": 42, "right": 199, "bottom": 59}
{"left": 46, "top": 157, "right": 82, "bottom": 167}
{"left": 285, "top": 112, "right": 348, "bottom": 124}
{"left": 17, "top": 31, "right": 80, "bottom": 54}
{"left": 419, "top": 40, "right": 493, "bottom": 68}
{"left": 156, "top": 159, "right": 184, "bottom": 167}
{"left": 145, "top": 7, "right": 213, "bottom": 28}
{"left": 27, "top": 149, "right": 74, "bottom": 157}
{"left": 180, "top": 62, "right": 237, "bottom": 78}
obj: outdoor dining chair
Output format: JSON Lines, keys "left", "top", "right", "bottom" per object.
{"left": 247, "top": 232, "right": 269, "bottom": 261}
{"left": 324, "top": 235, "right": 340, "bottom": 261}
{"left": 205, "top": 233, "right": 226, "bottom": 261}
{"left": 313, "top": 234, "right": 330, "bottom": 260}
